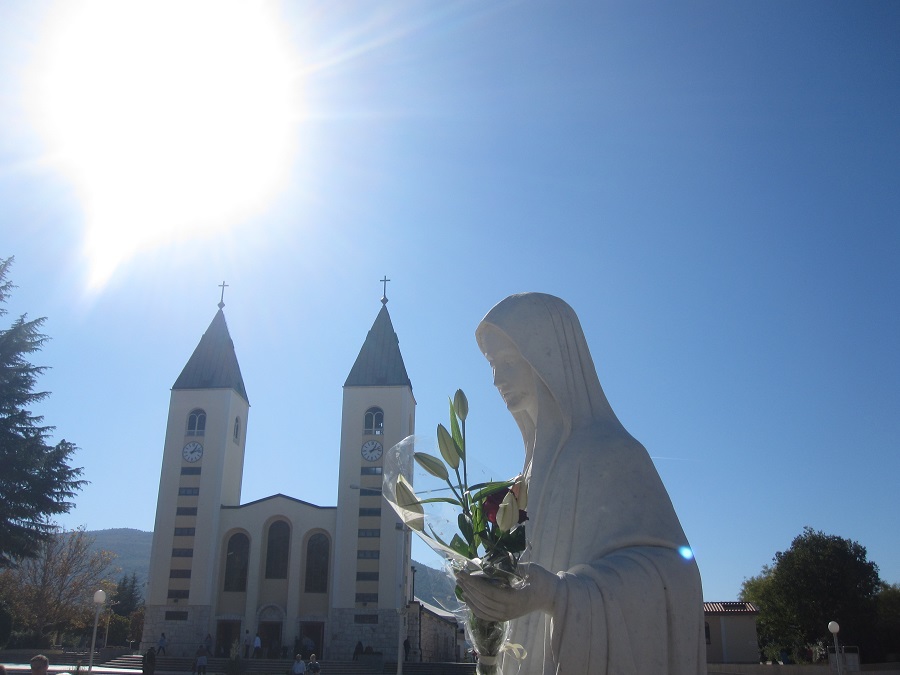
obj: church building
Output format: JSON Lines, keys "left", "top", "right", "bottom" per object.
{"left": 141, "top": 292, "right": 428, "bottom": 661}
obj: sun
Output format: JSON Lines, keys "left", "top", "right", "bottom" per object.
{"left": 29, "top": 1, "right": 302, "bottom": 289}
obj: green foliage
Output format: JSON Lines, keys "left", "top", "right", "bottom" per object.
{"left": 129, "top": 606, "right": 145, "bottom": 644}
{"left": 0, "top": 256, "right": 85, "bottom": 565}
{"left": 106, "top": 613, "right": 131, "bottom": 646}
{"left": 0, "top": 600, "right": 12, "bottom": 647}
{"left": 741, "top": 527, "right": 881, "bottom": 663}
{"left": 876, "top": 583, "right": 900, "bottom": 659}
{"left": 113, "top": 572, "right": 144, "bottom": 616}
{"left": 397, "top": 389, "right": 527, "bottom": 597}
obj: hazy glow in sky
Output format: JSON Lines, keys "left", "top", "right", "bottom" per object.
{"left": 29, "top": 1, "right": 300, "bottom": 289}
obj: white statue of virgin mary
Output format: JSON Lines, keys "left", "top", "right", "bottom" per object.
{"left": 457, "top": 293, "right": 707, "bottom": 674}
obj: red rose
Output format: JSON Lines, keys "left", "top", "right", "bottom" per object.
{"left": 483, "top": 489, "right": 528, "bottom": 526}
{"left": 483, "top": 489, "right": 509, "bottom": 524}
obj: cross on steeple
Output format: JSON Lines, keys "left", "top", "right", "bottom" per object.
{"left": 218, "top": 281, "right": 229, "bottom": 309}
{"left": 380, "top": 276, "right": 390, "bottom": 305}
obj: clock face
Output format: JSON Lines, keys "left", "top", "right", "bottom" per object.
{"left": 182, "top": 441, "right": 203, "bottom": 463}
{"left": 361, "top": 440, "right": 383, "bottom": 462}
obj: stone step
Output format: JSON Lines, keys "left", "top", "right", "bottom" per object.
{"left": 99, "top": 655, "right": 475, "bottom": 675}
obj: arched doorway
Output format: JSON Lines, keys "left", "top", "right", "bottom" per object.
{"left": 258, "top": 605, "right": 285, "bottom": 658}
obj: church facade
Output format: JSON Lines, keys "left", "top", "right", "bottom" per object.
{"left": 141, "top": 296, "right": 427, "bottom": 661}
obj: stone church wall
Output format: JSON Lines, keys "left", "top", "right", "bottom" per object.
{"left": 142, "top": 604, "right": 211, "bottom": 657}
{"left": 327, "top": 608, "right": 403, "bottom": 661}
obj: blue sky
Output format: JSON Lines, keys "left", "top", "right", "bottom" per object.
{"left": 0, "top": 1, "right": 897, "bottom": 603}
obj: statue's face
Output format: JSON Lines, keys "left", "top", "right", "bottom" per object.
{"left": 480, "top": 326, "right": 536, "bottom": 414}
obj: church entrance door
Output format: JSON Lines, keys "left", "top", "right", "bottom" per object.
{"left": 299, "top": 622, "right": 324, "bottom": 660}
{"left": 215, "top": 620, "right": 241, "bottom": 658}
{"left": 259, "top": 621, "right": 283, "bottom": 658}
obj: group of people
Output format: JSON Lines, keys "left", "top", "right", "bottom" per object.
{"left": 140, "top": 632, "right": 214, "bottom": 675}
{"left": 290, "top": 653, "right": 320, "bottom": 674}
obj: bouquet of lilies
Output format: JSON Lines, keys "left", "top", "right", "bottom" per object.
{"left": 384, "top": 390, "right": 528, "bottom": 675}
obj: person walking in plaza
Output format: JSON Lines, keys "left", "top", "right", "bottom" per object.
{"left": 157, "top": 633, "right": 168, "bottom": 656}
{"left": 252, "top": 633, "right": 261, "bottom": 658}
{"left": 291, "top": 654, "right": 306, "bottom": 675}
{"left": 195, "top": 644, "right": 208, "bottom": 675}
{"left": 142, "top": 647, "right": 156, "bottom": 675}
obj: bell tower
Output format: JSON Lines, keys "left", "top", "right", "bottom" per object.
{"left": 143, "top": 296, "right": 250, "bottom": 649}
{"left": 331, "top": 287, "right": 415, "bottom": 657}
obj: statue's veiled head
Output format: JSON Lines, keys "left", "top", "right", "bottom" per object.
{"left": 476, "top": 293, "right": 620, "bottom": 437}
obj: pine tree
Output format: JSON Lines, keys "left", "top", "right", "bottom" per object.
{"left": 113, "top": 572, "right": 143, "bottom": 616}
{"left": 0, "top": 256, "right": 85, "bottom": 566}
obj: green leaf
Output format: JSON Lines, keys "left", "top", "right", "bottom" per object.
{"left": 449, "top": 534, "right": 471, "bottom": 558}
{"left": 437, "top": 424, "right": 460, "bottom": 470}
{"left": 417, "top": 496, "right": 462, "bottom": 507}
{"left": 449, "top": 401, "right": 465, "bottom": 459}
{"left": 458, "top": 513, "right": 474, "bottom": 546}
{"left": 470, "top": 481, "right": 514, "bottom": 503}
{"left": 414, "top": 452, "right": 449, "bottom": 481}
{"left": 499, "top": 524, "right": 527, "bottom": 554}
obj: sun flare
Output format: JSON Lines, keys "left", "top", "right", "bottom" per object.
{"left": 29, "top": 1, "right": 301, "bottom": 289}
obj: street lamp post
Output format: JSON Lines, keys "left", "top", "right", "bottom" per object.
{"left": 88, "top": 589, "right": 107, "bottom": 673}
{"left": 828, "top": 621, "right": 843, "bottom": 675}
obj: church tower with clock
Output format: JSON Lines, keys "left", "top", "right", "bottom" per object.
{"left": 141, "top": 288, "right": 444, "bottom": 663}
{"left": 144, "top": 300, "right": 250, "bottom": 644}
{"left": 331, "top": 293, "right": 416, "bottom": 649}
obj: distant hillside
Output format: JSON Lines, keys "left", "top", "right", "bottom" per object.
{"left": 86, "top": 528, "right": 152, "bottom": 585}
{"left": 411, "top": 561, "right": 457, "bottom": 611}
{"left": 82, "top": 529, "right": 456, "bottom": 609}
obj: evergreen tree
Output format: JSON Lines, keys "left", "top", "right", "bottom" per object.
{"left": 0, "top": 256, "right": 85, "bottom": 566}
{"left": 113, "top": 572, "right": 143, "bottom": 616}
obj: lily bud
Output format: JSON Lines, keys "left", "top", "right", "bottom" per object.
{"left": 453, "top": 389, "right": 469, "bottom": 421}
{"left": 511, "top": 475, "right": 528, "bottom": 510}
{"left": 437, "top": 424, "right": 460, "bottom": 469}
{"left": 395, "top": 475, "right": 424, "bottom": 531}
{"left": 496, "top": 491, "right": 519, "bottom": 532}
{"left": 414, "top": 451, "right": 449, "bottom": 481}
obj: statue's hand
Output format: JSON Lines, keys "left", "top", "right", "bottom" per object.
{"left": 456, "top": 562, "right": 558, "bottom": 622}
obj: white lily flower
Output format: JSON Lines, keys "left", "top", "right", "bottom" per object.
{"left": 496, "top": 491, "right": 519, "bottom": 532}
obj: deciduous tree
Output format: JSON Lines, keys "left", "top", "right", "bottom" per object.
{"left": 0, "top": 527, "right": 116, "bottom": 645}
{"left": 0, "top": 256, "right": 85, "bottom": 565}
{"left": 741, "top": 527, "right": 881, "bottom": 662}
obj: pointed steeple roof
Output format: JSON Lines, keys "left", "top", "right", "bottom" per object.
{"left": 344, "top": 304, "right": 412, "bottom": 388}
{"left": 173, "top": 309, "right": 249, "bottom": 402}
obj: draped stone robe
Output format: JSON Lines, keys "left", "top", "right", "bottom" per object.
{"left": 476, "top": 293, "right": 707, "bottom": 675}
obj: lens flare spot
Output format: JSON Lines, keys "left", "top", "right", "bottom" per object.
{"left": 678, "top": 546, "right": 694, "bottom": 560}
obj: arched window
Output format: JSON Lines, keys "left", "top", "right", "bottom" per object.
{"left": 363, "top": 407, "right": 384, "bottom": 435}
{"left": 223, "top": 533, "right": 249, "bottom": 592}
{"left": 304, "top": 533, "right": 329, "bottom": 593}
{"left": 233, "top": 416, "right": 241, "bottom": 443}
{"left": 265, "top": 521, "right": 290, "bottom": 579}
{"left": 187, "top": 409, "right": 206, "bottom": 437}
